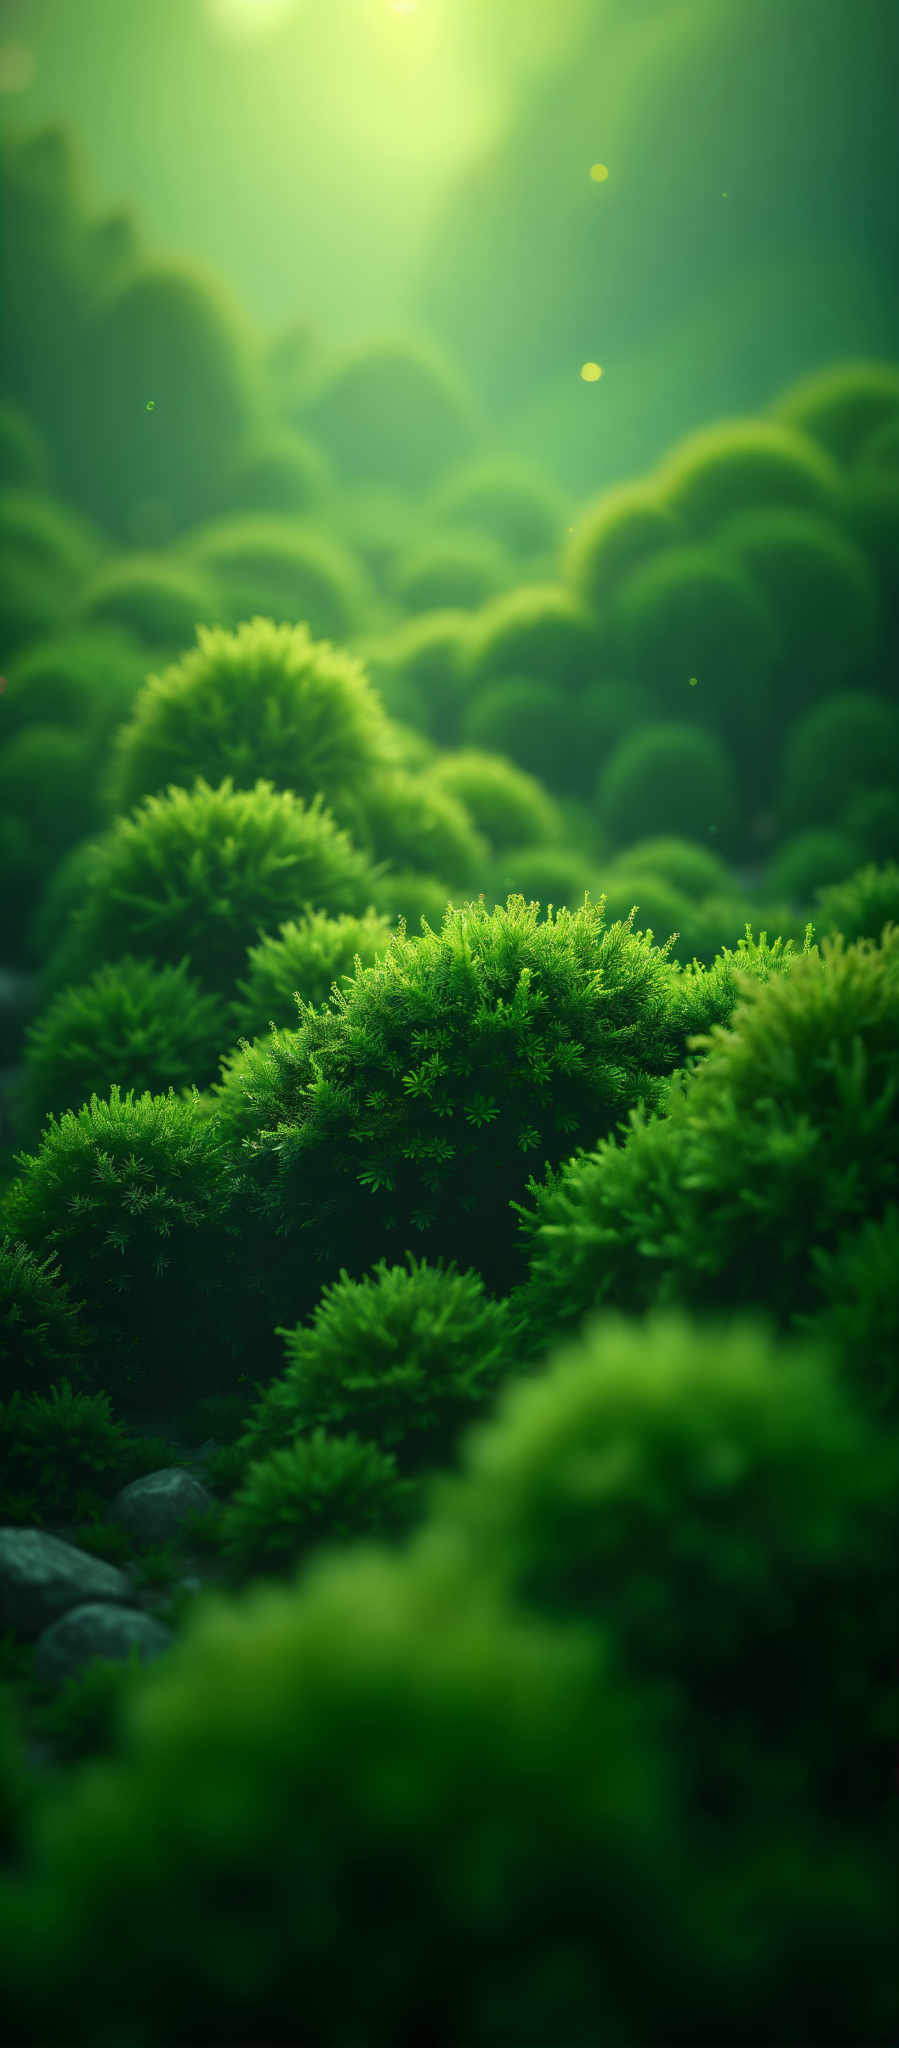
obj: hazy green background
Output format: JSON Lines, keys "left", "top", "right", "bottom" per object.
{"left": 2, "top": 0, "right": 897, "bottom": 488}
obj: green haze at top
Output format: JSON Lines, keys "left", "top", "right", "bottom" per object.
{"left": 0, "top": 0, "right": 592, "bottom": 338}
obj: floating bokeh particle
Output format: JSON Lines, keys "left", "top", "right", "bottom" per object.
{"left": 689, "top": 676, "right": 699, "bottom": 687}
{"left": 146, "top": 399, "right": 156, "bottom": 412}
{"left": 581, "top": 363, "right": 603, "bottom": 383}
{"left": 590, "top": 163, "right": 609, "bottom": 182}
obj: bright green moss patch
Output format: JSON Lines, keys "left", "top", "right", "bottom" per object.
{"left": 46, "top": 778, "right": 382, "bottom": 1001}
{"left": 231, "top": 907, "right": 395, "bottom": 1040}
{"left": 106, "top": 616, "right": 396, "bottom": 819}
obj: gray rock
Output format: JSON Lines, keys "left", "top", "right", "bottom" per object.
{"left": 109, "top": 1467, "right": 216, "bottom": 1547}
{"left": 32, "top": 1602, "right": 174, "bottom": 1687}
{"left": 0, "top": 1528, "right": 135, "bottom": 1638}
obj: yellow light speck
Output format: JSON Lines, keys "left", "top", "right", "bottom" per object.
{"left": 590, "top": 163, "right": 609, "bottom": 182}
{"left": 689, "top": 676, "right": 698, "bottom": 687}
{"left": 580, "top": 363, "right": 603, "bottom": 383}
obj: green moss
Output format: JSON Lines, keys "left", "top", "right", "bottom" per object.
{"left": 2, "top": 628, "right": 147, "bottom": 746}
{"left": 597, "top": 722, "right": 742, "bottom": 854}
{"left": 0, "top": 1377, "right": 176, "bottom": 1525}
{"left": 429, "top": 457, "right": 569, "bottom": 560}
{"left": 0, "top": 1547, "right": 688, "bottom": 2048}
{"left": 715, "top": 505, "right": 881, "bottom": 700}
{"left": 231, "top": 907, "right": 395, "bottom": 1040}
{"left": 215, "top": 1429, "right": 421, "bottom": 1585}
{"left": 421, "top": 1308, "right": 899, "bottom": 1828}
{"left": 564, "top": 482, "right": 683, "bottom": 613}
{"left": 73, "top": 258, "right": 261, "bottom": 540}
{"left": 485, "top": 848, "right": 601, "bottom": 916}
{"left": 46, "top": 778, "right": 382, "bottom": 1002}
{"left": 180, "top": 514, "right": 371, "bottom": 644}
{"left": 0, "top": 1237, "right": 89, "bottom": 1401}
{"left": 766, "top": 828, "right": 865, "bottom": 905}
{"left": 620, "top": 836, "right": 731, "bottom": 900}
{"left": 519, "top": 930, "right": 899, "bottom": 1336}
{"left": 0, "top": 724, "right": 105, "bottom": 870}
{"left": 774, "top": 360, "right": 899, "bottom": 467}
{"left": 423, "top": 749, "right": 562, "bottom": 854}
{"left": 0, "top": 400, "right": 52, "bottom": 491}
{"left": 392, "top": 532, "right": 513, "bottom": 614}
{"left": 300, "top": 336, "right": 477, "bottom": 489}
{"left": 76, "top": 554, "right": 220, "bottom": 653}
{"left": 20, "top": 957, "right": 226, "bottom": 1136}
{"left": 814, "top": 860, "right": 899, "bottom": 943}
{"left": 838, "top": 788, "right": 899, "bottom": 866}
{"left": 464, "top": 582, "right": 604, "bottom": 694}
{"left": 209, "top": 894, "right": 684, "bottom": 1313}
{"left": 235, "top": 1253, "right": 521, "bottom": 1484}
{"left": 655, "top": 418, "right": 841, "bottom": 530}
{"left": 460, "top": 677, "right": 595, "bottom": 795}
{"left": 106, "top": 615, "right": 395, "bottom": 819}
{"left": 607, "top": 543, "right": 780, "bottom": 750}
{"left": 777, "top": 691, "right": 899, "bottom": 832}
{"left": 796, "top": 1206, "right": 899, "bottom": 1425}
{"left": 220, "top": 428, "right": 334, "bottom": 519}
{"left": 339, "top": 768, "right": 489, "bottom": 888}
{"left": 2, "top": 1085, "right": 249, "bottom": 1413}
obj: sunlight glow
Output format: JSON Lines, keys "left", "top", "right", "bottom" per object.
{"left": 205, "top": 0, "right": 302, "bottom": 43}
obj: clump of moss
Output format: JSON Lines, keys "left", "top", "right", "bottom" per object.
{"left": 74, "top": 258, "right": 260, "bottom": 540}
{"left": 76, "top": 554, "right": 220, "bottom": 654}
{"left": 429, "top": 457, "right": 569, "bottom": 561}
{"left": 0, "top": 1377, "right": 176, "bottom": 1526}
{"left": 106, "top": 616, "right": 395, "bottom": 819}
{"left": 179, "top": 515, "right": 371, "bottom": 644}
{"left": 46, "top": 778, "right": 382, "bottom": 1003}
{"left": 0, "top": 1542, "right": 693, "bottom": 2048}
{"left": 358, "top": 609, "right": 473, "bottom": 747}
{"left": 766, "top": 828, "right": 865, "bottom": 905}
{"left": 839, "top": 788, "right": 899, "bottom": 865}
{"left": 620, "top": 836, "right": 731, "bottom": 901}
{"left": 485, "top": 848, "right": 601, "bottom": 916}
{"left": 1, "top": 1361, "right": 895, "bottom": 2045}
{"left": 423, "top": 750, "right": 562, "bottom": 854}
{"left": 368, "top": 871, "right": 458, "bottom": 935}
{"left": 339, "top": 768, "right": 489, "bottom": 889}
{"left": 20, "top": 957, "right": 226, "bottom": 1137}
{"left": 773, "top": 360, "right": 899, "bottom": 468}
{"left": 0, "top": 485, "right": 106, "bottom": 652}
{"left": 233, "top": 1253, "right": 520, "bottom": 1485}
{"left": 0, "top": 1237, "right": 89, "bottom": 1401}
{"left": 655, "top": 418, "right": 841, "bottom": 530}
{"left": 219, "top": 428, "right": 334, "bottom": 519}
{"left": 210, "top": 894, "right": 685, "bottom": 1314}
{"left": 215, "top": 1429, "right": 421, "bottom": 1586}
{"left": 392, "top": 532, "right": 513, "bottom": 614}
{"left": 564, "top": 482, "right": 683, "bottom": 613}
{"left": 607, "top": 543, "right": 780, "bottom": 752}
{"left": 2, "top": 1085, "right": 248, "bottom": 1413}
{"left": 597, "top": 722, "right": 742, "bottom": 854}
{"left": 715, "top": 506, "right": 881, "bottom": 700}
{"left": 0, "top": 398, "right": 52, "bottom": 491}
{"left": 515, "top": 930, "right": 898, "bottom": 1341}
{"left": 0, "top": 724, "right": 106, "bottom": 872}
{"left": 421, "top": 1309, "right": 899, "bottom": 1830}
{"left": 464, "top": 583, "right": 604, "bottom": 694}
{"left": 1, "top": 628, "right": 147, "bottom": 747}
{"left": 460, "top": 678, "right": 595, "bottom": 795}
{"left": 776, "top": 691, "right": 899, "bottom": 832}
{"left": 814, "top": 861, "right": 899, "bottom": 943}
{"left": 231, "top": 908, "right": 395, "bottom": 1040}
{"left": 300, "top": 336, "right": 477, "bottom": 489}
